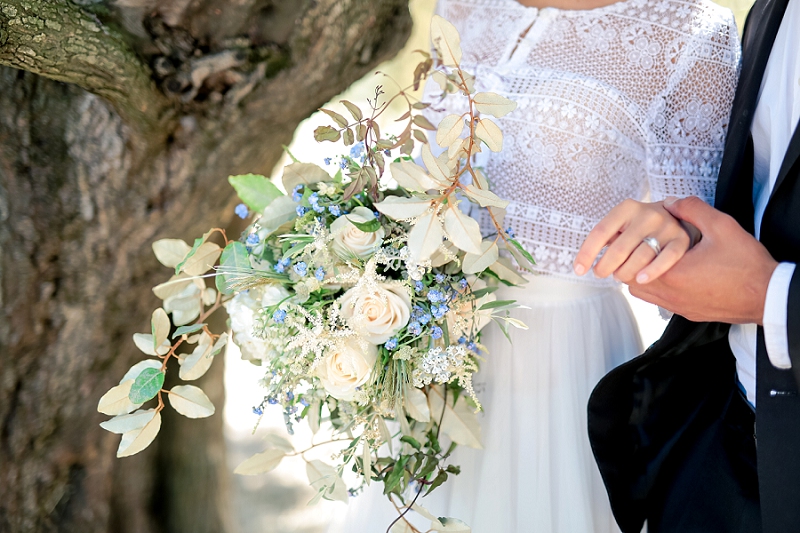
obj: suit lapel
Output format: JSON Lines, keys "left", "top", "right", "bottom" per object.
{"left": 714, "top": 0, "right": 791, "bottom": 229}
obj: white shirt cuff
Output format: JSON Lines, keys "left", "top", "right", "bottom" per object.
{"left": 763, "top": 262, "right": 796, "bottom": 369}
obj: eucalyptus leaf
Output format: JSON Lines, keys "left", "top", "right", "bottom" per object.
{"left": 235, "top": 448, "right": 286, "bottom": 475}
{"left": 172, "top": 323, "right": 206, "bottom": 339}
{"left": 152, "top": 239, "right": 191, "bottom": 269}
{"left": 216, "top": 241, "right": 249, "bottom": 294}
{"left": 128, "top": 368, "right": 165, "bottom": 404}
{"left": 478, "top": 299, "right": 516, "bottom": 310}
{"left": 228, "top": 174, "right": 284, "bottom": 213}
{"left": 475, "top": 118, "right": 503, "bottom": 152}
{"left": 346, "top": 216, "right": 381, "bottom": 233}
{"left": 168, "top": 385, "right": 215, "bottom": 418}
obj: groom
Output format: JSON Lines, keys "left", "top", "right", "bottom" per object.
{"left": 575, "top": 0, "right": 800, "bottom": 531}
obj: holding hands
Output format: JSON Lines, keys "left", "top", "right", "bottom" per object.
{"left": 574, "top": 196, "right": 779, "bottom": 325}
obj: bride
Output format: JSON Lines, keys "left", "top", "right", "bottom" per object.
{"left": 329, "top": 0, "right": 740, "bottom": 530}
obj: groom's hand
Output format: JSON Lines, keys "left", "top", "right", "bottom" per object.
{"left": 628, "top": 196, "right": 779, "bottom": 324}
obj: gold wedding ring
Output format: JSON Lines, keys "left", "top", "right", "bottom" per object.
{"left": 642, "top": 236, "right": 662, "bottom": 255}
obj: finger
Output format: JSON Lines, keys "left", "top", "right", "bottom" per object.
{"left": 613, "top": 242, "right": 657, "bottom": 283}
{"left": 594, "top": 228, "right": 658, "bottom": 278}
{"left": 662, "top": 196, "right": 718, "bottom": 234}
{"left": 634, "top": 238, "right": 689, "bottom": 284}
{"left": 574, "top": 202, "right": 634, "bottom": 275}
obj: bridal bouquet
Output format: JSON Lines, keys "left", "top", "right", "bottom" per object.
{"left": 97, "top": 16, "right": 534, "bottom": 532}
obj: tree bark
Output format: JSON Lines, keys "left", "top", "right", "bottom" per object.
{"left": 0, "top": 1, "right": 412, "bottom": 532}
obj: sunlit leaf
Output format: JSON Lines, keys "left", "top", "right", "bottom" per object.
{"left": 443, "top": 205, "right": 483, "bottom": 254}
{"left": 430, "top": 15, "right": 462, "bottom": 67}
{"left": 413, "top": 114, "right": 437, "bottom": 131}
{"left": 132, "top": 333, "right": 170, "bottom": 356}
{"left": 375, "top": 196, "right": 432, "bottom": 220}
{"left": 98, "top": 380, "right": 142, "bottom": 416}
{"left": 428, "top": 386, "right": 482, "bottom": 449}
{"left": 178, "top": 333, "right": 215, "bottom": 381}
{"left": 115, "top": 410, "right": 161, "bottom": 458}
{"left": 168, "top": 385, "right": 215, "bottom": 418}
{"left": 152, "top": 239, "right": 191, "bottom": 269}
{"left": 100, "top": 409, "right": 158, "bottom": 434}
{"left": 181, "top": 242, "right": 222, "bottom": 277}
{"left": 473, "top": 92, "right": 517, "bottom": 118}
{"left": 390, "top": 161, "right": 441, "bottom": 192}
{"left": 475, "top": 118, "right": 503, "bottom": 152}
{"left": 259, "top": 195, "right": 297, "bottom": 234}
{"left": 404, "top": 385, "right": 431, "bottom": 423}
{"left": 362, "top": 439, "right": 372, "bottom": 485}
{"left": 461, "top": 185, "right": 509, "bottom": 208}
{"left": 151, "top": 308, "right": 170, "bottom": 351}
{"left": 507, "top": 238, "right": 537, "bottom": 271}
{"left": 263, "top": 433, "right": 295, "bottom": 453}
{"left": 408, "top": 211, "right": 444, "bottom": 261}
{"left": 306, "top": 460, "right": 349, "bottom": 503}
{"left": 436, "top": 114, "right": 465, "bottom": 149}
{"left": 121, "top": 360, "right": 162, "bottom": 383}
{"left": 462, "top": 240, "right": 499, "bottom": 274}
{"left": 234, "top": 448, "right": 286, "bottom": 475}
{"left": 128, "top": 368, "right": 165, "bottom": 404}
{"left": 282, "top": 162, "right": 332, "bottom": 193}
{"left": 489, "top": 257, "right": 528, "bottom": 285}
{"left": 228, "top": 174, "right": 284, "bottom": 213}
{"left": 216, "top": 241, "right": 249, "bottom": 294}
{"left": 421, "top": 143, "right": 451, "bottom": 186}
{"left": 153, "top": 274, "right": 193, "bottom": 300}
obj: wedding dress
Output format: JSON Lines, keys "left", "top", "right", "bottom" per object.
{"left": 328, "top": 0, "right": 740, "bottom": 530}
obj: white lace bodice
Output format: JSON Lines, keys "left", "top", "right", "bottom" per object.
{"left": 426, "top": 0, "right": 741, "bottom": 284}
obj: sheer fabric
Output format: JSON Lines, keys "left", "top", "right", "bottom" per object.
{"left": 426, "top": 0, "right": 740, "bottom": 284}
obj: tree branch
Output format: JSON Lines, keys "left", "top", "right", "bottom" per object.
{"left": 0, "top": 0, "right": 174, "bottom": 138}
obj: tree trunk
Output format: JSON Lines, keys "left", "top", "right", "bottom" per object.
{"left": 0, "top": 1, "right": 412, "bottom": 531}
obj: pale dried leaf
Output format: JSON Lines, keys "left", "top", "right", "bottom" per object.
{"left": 432, "top": 517, "right": 472, "bottom": 532}
{"left": 98, "top": 380, "right": 142, "bottom": 416}
{"left": 461, "top": 185, "right": 509, "bottom": 208}
{"left": 263, "top": 433, "right": 295, "bottom": 453}
{"left": 408, "top": 211, "right": 444, "bottom": 261}
{"left": 462, "top": 240, "right": 499, "bottom": 275}
{"left": 179, "top": 335, "right": 214, "bottom": 381}
{"left": 182, "top": 242, "right": 222, "bottom": 276}
{"left": 390, "top": 161, "right": 441, "bottom": 192}
{"left": 473, "top": 92, "right": 517, "bottom": 118}
{"left": 391, "top": 520, "right": 415, "bottom": 533}
{"left": 436, "top": 114, "right": 464, "bottom": 149}
{"left": 404, "top": 385, "right": 431, "bottom": 423}
{"left": 306, "top": 460, "right": 349, "bottom": 503}
{"left": 234, "top": 448, "right": 286, "bottom": 475}
{"left": 375, "top": 196, "right": 432, "bottom": 220}
{"left": 153, "top": 274, "right": 193, "bottom": 300}
{"left": 168, "top": 385, "right": 215, "bottom": 418}
{"left": 421, "top": 143, "right": 451, "bottom": 186}
{"left": 152, "top": 239, "right": 191, "bottom": 268}
{"left": 489, "top": 257, "right": 528, "bottom": 285}
{"left": 151, "top": 308, "right": 170, "bottom": 349}
{"left": 443, "top": 205, "right": 483, "bottom": 254}
{"left": 428, "top": 386, "right": 482, "bottom": 448}
{"left": 308, "top": 401, "right": 321, "bottom": 434}
{"left": 283, "top": 162, "right": 331, "bottom": 193}
{"left": 132, "top": 333, "right": 170, "bottom": 356}
{"left": 100, "top": 408, "right": 158, "bottom": 434}
{"left": 475, "top": 118, "right": 503, "bottom": 152}
{"left": 430, "top": 15, "right": 462, "bottom": 67}
{"left": 362, "top": 439, "right": 371, "bottom": 485}
{"left": 117, "top": 410, "right": 161, "bottom": 458}
{"left": 431, "top": 70, "right": 449, "bottom": 91}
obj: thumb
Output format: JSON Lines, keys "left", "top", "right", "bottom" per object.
{"left": 662, "top": 196, "right": 717, "bottom": 234}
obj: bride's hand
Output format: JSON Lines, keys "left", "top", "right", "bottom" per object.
{"left": 573, "top": 198, "right": 700, "bottom": 284}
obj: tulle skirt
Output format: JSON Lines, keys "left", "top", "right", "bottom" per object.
{"left": 327, "top": 275, "right": 642, "bottom": 533}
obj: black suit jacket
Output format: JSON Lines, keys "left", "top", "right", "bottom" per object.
{"left": 587, "top": 0, "right": 800, "bottom": 530}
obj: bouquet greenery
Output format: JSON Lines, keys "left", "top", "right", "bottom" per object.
{"left": 97, "top": 16, "right": 534, "bottom": 532}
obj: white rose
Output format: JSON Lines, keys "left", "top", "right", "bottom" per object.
{"left": 340, "top": 283, "right": 412, "bottom": 344}
{"left": 316, "top": 337, "right": 378, "bottom": 400}
{"left": 330, "top": 206, "right": 385, "bottom": 260}
{"left": 260, "top": 284, "right": 291, "bottom": 307}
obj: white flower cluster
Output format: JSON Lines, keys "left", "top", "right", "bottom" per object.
{"left": 416, "top": 345, "right": 467, "bottom": 386}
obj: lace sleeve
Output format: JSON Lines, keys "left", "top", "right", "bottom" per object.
{"left": 645, "top": 7, "right": 741, "bottom": 204}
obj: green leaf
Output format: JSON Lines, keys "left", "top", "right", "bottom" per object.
{"left": 216, "top": 241, "right": 250, "bottom": 294}
{"left": 469, "top": 286, "right": 499, "bottom": 299}
{"left": 425, "top": 470, "right": 448, "bottom": 495}
{"left": 346, "top": 216, "right": 381, "bottom": 233}
{"left": 228, "top": 174, "right": 283, "bottom": 213}
{"left": 128, "top": 368, "right": 165, "bottom": 404}
{"left": 174, "top": 233, "right": 208, "bottom": 275}
{"left": 172, "top": 323, "right": 206, "bottom": 339}
{"left": 400, "top": 436, "right": 421, "bottom": 450}
{"left": 507, "top": 238, "right": 537, "bottom": 271}
{"left": 478, "top": 299, "right": 516, "bottom": 311}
